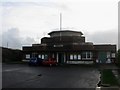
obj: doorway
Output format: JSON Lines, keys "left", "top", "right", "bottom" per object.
{"left": 98, "top": 52, "right": 107, "bottom": 63}
{"left": 58, "top": 53, "right": 64, "bottom": 64}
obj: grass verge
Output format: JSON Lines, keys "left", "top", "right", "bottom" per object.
{"left": 101, "top": 69, "right": 119, "bottom": 86}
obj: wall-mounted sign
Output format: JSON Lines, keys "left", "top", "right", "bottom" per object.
{"left": 53, "top": 45, "right": 63, "bottom": 47}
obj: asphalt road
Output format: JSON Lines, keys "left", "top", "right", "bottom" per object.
{"left": 2, "top": 63, "right": 99, "bottom": 88}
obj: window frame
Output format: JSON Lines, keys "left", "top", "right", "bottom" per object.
{"left": 26, "top": 54, "right": 30, "bottom": 59}
{"left": 82, "top": 52, "right": 92, "bottom": 60}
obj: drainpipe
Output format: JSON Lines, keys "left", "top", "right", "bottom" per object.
{"left": 56, "top": 53, "right": 58, "bottom": 63}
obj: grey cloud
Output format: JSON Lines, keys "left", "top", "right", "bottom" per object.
{"left": 85, "top": 29, "right": 118, "bottom": 46}
{"left": 2, "top": 28, "right": 22, "bottom": 49}
{"left": 2, "top": 28, "right": 36, "bottom": 49}
{"left": 2, "top": 2, "right": 69, "bottom": 10}
{"left": 118, "top": 1, "right": 120, "bottom": 49}
{"left": 0, "top": 34, "right": 2, "bottom": 46}
{"left": 22, "top": 37, "right": 35, "bottom": 45}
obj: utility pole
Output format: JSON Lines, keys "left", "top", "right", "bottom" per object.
{"left": 60, "top": 13, "right": 62, "bottom": 31}
{"left": 7, "top": 42, "right": 8, "bottom": 48}
{"left": 60, "top": 13, "right": 62, "bottom": 41}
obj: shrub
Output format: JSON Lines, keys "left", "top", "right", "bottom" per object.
{"left": 116, "top": 49, "right": 120, "bottom": 67}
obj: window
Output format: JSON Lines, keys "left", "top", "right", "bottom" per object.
{"left": 38, "top": 55, "right": 41, "bottom": 58}
{"left": 82, "top": 52, "right": 92, "bottom": 59}
{"left": 45, "top": 54, "right": 48, "bottom": 59}
{"left": 42, "top": 54, "right": 45, "bottom": 59}
{"left": 70, "top": 54, "right": 73, "bottom": 60}
{"left": 26, "top": 54, "right": 30, "bottom": 59}
{"left": 70, "top": 54, "right": 81, "bottom": 60}
{"left": 32, "top": 53, "right": 37, "bottom": 57}
{"left": 112, "top": 53, "right": 115, "bottom": 58}
{"left": 38, "top": 54, "right": 47, "bottom": 59}
{"left": 82, "top": 52, "right": 86, "bottom": 59}
{"left": 107, "top": 52, "right": 110, "bottom": 58}
{"left": 74, "top": 54, "right": 77, "bottom": 60}
{"left": 87, "top": 52, "right": 91, "bottom": 58}
{"left": 78, "top": 54, "right": 81, "bottom": 60}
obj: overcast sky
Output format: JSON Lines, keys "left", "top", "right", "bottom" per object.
{"left": 0, "top": 0, "right": 119, "bottom": 50}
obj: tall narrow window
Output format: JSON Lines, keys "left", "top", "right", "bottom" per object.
{"left": 70, "top": 54, "right": 73, "bottom": 60}
{"left": 42, "top": 54, "right": 44, "bottom": 59}
{"left": 74, "top": 54, "right": 77, "bottom": 60}
{"left": 78, "top": 54, "right": 81, "bottom": 60}
{"left": 38, "top": 55, "right": 41, "bottom": 58}
{"left": 107, "top": 52, "right": 110, "bottom": 58}
{"left": 87, "top": 52, "right": 91, "bottom": 58}
{"left": 45, "top": 54, "right": 48, "bottom": 59}
{"left": 82, "top": 52, "right": 86, "bottom": 59}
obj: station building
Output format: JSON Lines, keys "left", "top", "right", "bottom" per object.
{"left": 22, "top": 30, "right": 116, "bottom": 64}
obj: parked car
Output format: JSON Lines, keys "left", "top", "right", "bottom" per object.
{"left": 28, "top": 57, "right": 43, "bottom": 66}
{"left": 42, "top": 57, "right": 57, "bottom": 66}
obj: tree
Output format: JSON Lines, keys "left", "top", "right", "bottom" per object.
{"left": 117, "top": 49, "right": 120, "bottom": 66}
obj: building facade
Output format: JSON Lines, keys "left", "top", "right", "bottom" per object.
{"left": 22, "top": 30, "right": 116, "bottom": 64}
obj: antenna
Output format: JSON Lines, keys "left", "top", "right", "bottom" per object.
{"left": 60, "top": 13, "right": 62, "bottom": 41}
{"left": 60, "top": 13, "right": 62, "bottom": 31}
{"left": 7, "top": 42, "right": 8, "bottom": 48}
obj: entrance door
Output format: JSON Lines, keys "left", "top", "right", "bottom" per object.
{"left": 98, "top": 52, "right": 107, "bottom": 63}
{"left": 58, "top": 53, "right": 64, "bottom": 64}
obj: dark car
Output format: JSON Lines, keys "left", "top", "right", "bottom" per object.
{"left": 28, "top": 57, "right": 43, "bottom": 66}
{"left": 42, "top": 57, "right": 57, "bottom": 66}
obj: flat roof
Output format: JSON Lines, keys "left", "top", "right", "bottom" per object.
{"left": 48, "top": 30, "right": 83, "bottom": 35}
